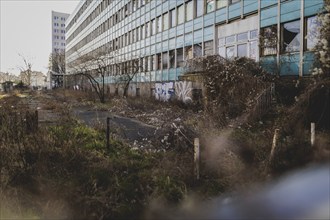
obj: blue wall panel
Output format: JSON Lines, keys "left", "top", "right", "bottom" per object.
{"left": 162, "top": 70, "right": 168, "bottom": 81}
{"left": 176, "top": 35, "right": 184, "bottom": 48}
{"left": 185, "top": 33, "right": 193, "bottom": 46}
{"left": 162, "top": 41, "right": 168, "bottom": 51}
{"left": 168, "top": 69, "right": 176, "bottom": 81}
{"left": 305, "top": 0, "right": 324, "bottom": 17}
{"left": 203, "top": 26, "right": 213, "bottom": 41}
{"left": 243, "top": 0, "right": 258, "bottom": 14}
{"left": 280, "top": 0, "right": 301, "bottom": 23}
{"left": 150, "top": 71, "right": 156, "bottom": 82}
{"left": 260, "top": 5, "right": 278, "bottom": 27}
{"left": 303, "top": 52, "right": 315, "bottom": 76}
{"left": 169, "top": 38, "right": 176, "bottom": 50}
{"left": 260, "top": 56, "right": 277, "bottom": 74}
{"left": 140, "top": 73, "right": 146, "bottom": 83}
{"left": 156, "top": 70, "right": 162, "bottom": 81}
{"left": 204, "top": 13, "right": 214, "bottom": 26}
{"left": 215, "top": 8, "right": 227, "bottom": 23}
{"left": 193, "top": 30, "right": 203, "bottom": 44}
{"left": 169, "top": 28, "right": 176, "bottom": 38}
{"left": 228, "top": 2, "right": 241, "bottom": 20}
{"left": 185, "top": 21, "right": 193, "bottom": 33}
{"left": 177, "top": 67, "right": 184, "bottom": 78}
{"left": 280, "top": 54, "right": 300, "bottom": 76}
{"left": 176, "top": 24, "right": 184, "bottom": 35}
{"left": 194, "top": 17, "right": 203, "bottom": 29}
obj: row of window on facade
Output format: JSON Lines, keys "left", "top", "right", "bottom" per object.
{"left": 67, "top": 0, "right": 241, "bottom": 46}
{"left": 54, "top": 23, "right": 65, "bottom": 27}
{"left": 261, "top": 16, "right": 319, "bottom": 56}
{"left": 72, "top": 13, "right": 320, "bottom": 76}
{"left": 54, "top": 16, "right": 66, "bottom": 21}
{"left": 54, "top": 35, "right": 65, "bottom": 40}
{"left": 71, "top": 41, "right": 213, "bottom": 76}
{"left": 54, "top": 29, "right": 66, "bottom": 34}
{"left": 68, "top": 0, "right": 238, "bottom": 57}
{"left": 54, "top": 42, "right": 66, "bottom": 46}
{"left": 66, "top": 0, "right": 94, "bottom": 31}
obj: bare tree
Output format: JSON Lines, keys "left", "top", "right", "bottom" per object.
{"left": 49, "top": 50, "right": 66, "bottom": 74}
{"left": 17, "top": 53, "right": 33, "bottom": 86}
{"left": 114, "top": 58, "right": 142, "bottom": 97}
{"left": 68, "top": 48, "right": 143, "bottom": 102}
{"left": 49, "top": 50, "right": 66, "bottom": 88}
{"left": 68, "top": 49, "right": 115, "bottom": 103}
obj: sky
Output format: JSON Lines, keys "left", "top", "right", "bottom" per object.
{"left": 0, "top": 0, "right": 80, "bottom": 75}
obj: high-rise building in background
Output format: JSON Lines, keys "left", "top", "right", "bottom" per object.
{"left": 65, "top": 0, "right": 324, "bottom": 98}
{"left": 51, "top": 11, "right": 69, "bottom": 53}
{"left": 49, "top": 11, "right": 70, "bottom": 89}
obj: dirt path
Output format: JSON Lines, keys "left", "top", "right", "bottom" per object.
{"left": 73, "top": 106, "right": 158, "bottom": 142}
{"left": 10, "top": 91, "right": 192, "bottom": 149}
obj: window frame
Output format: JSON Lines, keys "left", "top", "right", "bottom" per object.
{"left": 281, "top": 19, "right": 301, "bottom": 54}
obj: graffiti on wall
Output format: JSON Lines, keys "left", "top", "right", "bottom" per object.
{"left": 155, "top": 82, "right": 174, "bottom": 101}
{"left": 175, "top": 81, "right": 193, "bottom": 103}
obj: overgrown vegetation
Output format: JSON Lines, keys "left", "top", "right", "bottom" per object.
{"left": 314, "top": 0, "right": 330, "bottom": 76}
{"left": 1, "top": 59, "right": 329, "bottom": 219}
{"left": 185, "top": 55, "right": 274, "bottom": 126}
{"left": 0, "top": 94, "right": 198, "bottom": 219}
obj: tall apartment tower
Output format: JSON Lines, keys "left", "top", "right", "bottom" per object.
{"left": 51, "top": 11, "right": 69, "bottom": 53}
{"left": 50, "top": 11, "right": 70, "bottom": 89}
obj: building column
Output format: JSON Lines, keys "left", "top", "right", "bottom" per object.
{"left": 299, "top": 0, "right": 305, "bottom": 77}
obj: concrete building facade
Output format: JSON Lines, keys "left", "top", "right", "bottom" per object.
{"left": 65, "top": 0, "right": 324, "bottom": 99}
{"left": 52, "top": 11, "right": 70, "bottom": 53}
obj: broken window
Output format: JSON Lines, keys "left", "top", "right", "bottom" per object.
{"left": 177, "top": 48, "right": 184, "bottom": 67}
{"left": 306, "top": 16, "right": 320, "bottom": 51}
{"left": 162, "top": 52, "right": 168, "bottom": 69}
{"left": 261, "top": 25, "right": 277, "bottom": 55}
{"left": 169, "top": 50, "right": 175, "bottom": 68}
{"left": 157, "top": 16, "right": 162, "bottom": 33}
{"left": 145, "top": 56, "right": 149, "bottom": 71}
{"left": 185, "top": 46, "right": 193, "bottom": 59}
{"left": 194, "top": 44, "right": 203, "bottom": 57}
{"left": 204, "top": 40, "right": 214, "bottom": 56}
{"left": 282, "top": 19, "right": 301, "bottom": 53}
{"left": 150, "top": 55, "right": 155, "bottom": 71}
{"left": 206, "top": 0, "right": 215, "bottom": 13}
{"left": 157, "top": 53, "right": 162, "bottom": 70}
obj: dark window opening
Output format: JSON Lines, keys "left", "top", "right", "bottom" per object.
{"left": 282, "top": 19, "right": 301, "bottom": 53}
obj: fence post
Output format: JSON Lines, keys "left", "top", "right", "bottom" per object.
{"left": 35, "top": 110, "right": 38, "bottom": 131}
{"left": 269, "top": 129, "right": 280, "bottom": 163}
{"left": 194, "top": 138, "right": 200, "bottom": 180}
{"left": 106, "top": 117, "right": 110, "bottom": 149}
{"left": 311, "top": 122, "right": 315, "bottom": 147}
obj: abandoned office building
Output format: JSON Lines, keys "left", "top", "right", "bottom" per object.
{"left": 65, "top": 0, "right": 324, "bottom": 100}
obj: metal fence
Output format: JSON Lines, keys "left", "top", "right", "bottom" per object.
{"left": 250, "top": 83, "right": 275, "bottom": 120}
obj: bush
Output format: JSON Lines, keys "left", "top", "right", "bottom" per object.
{"left": 185, "top": 56, "right": 274, "bottom": 126}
